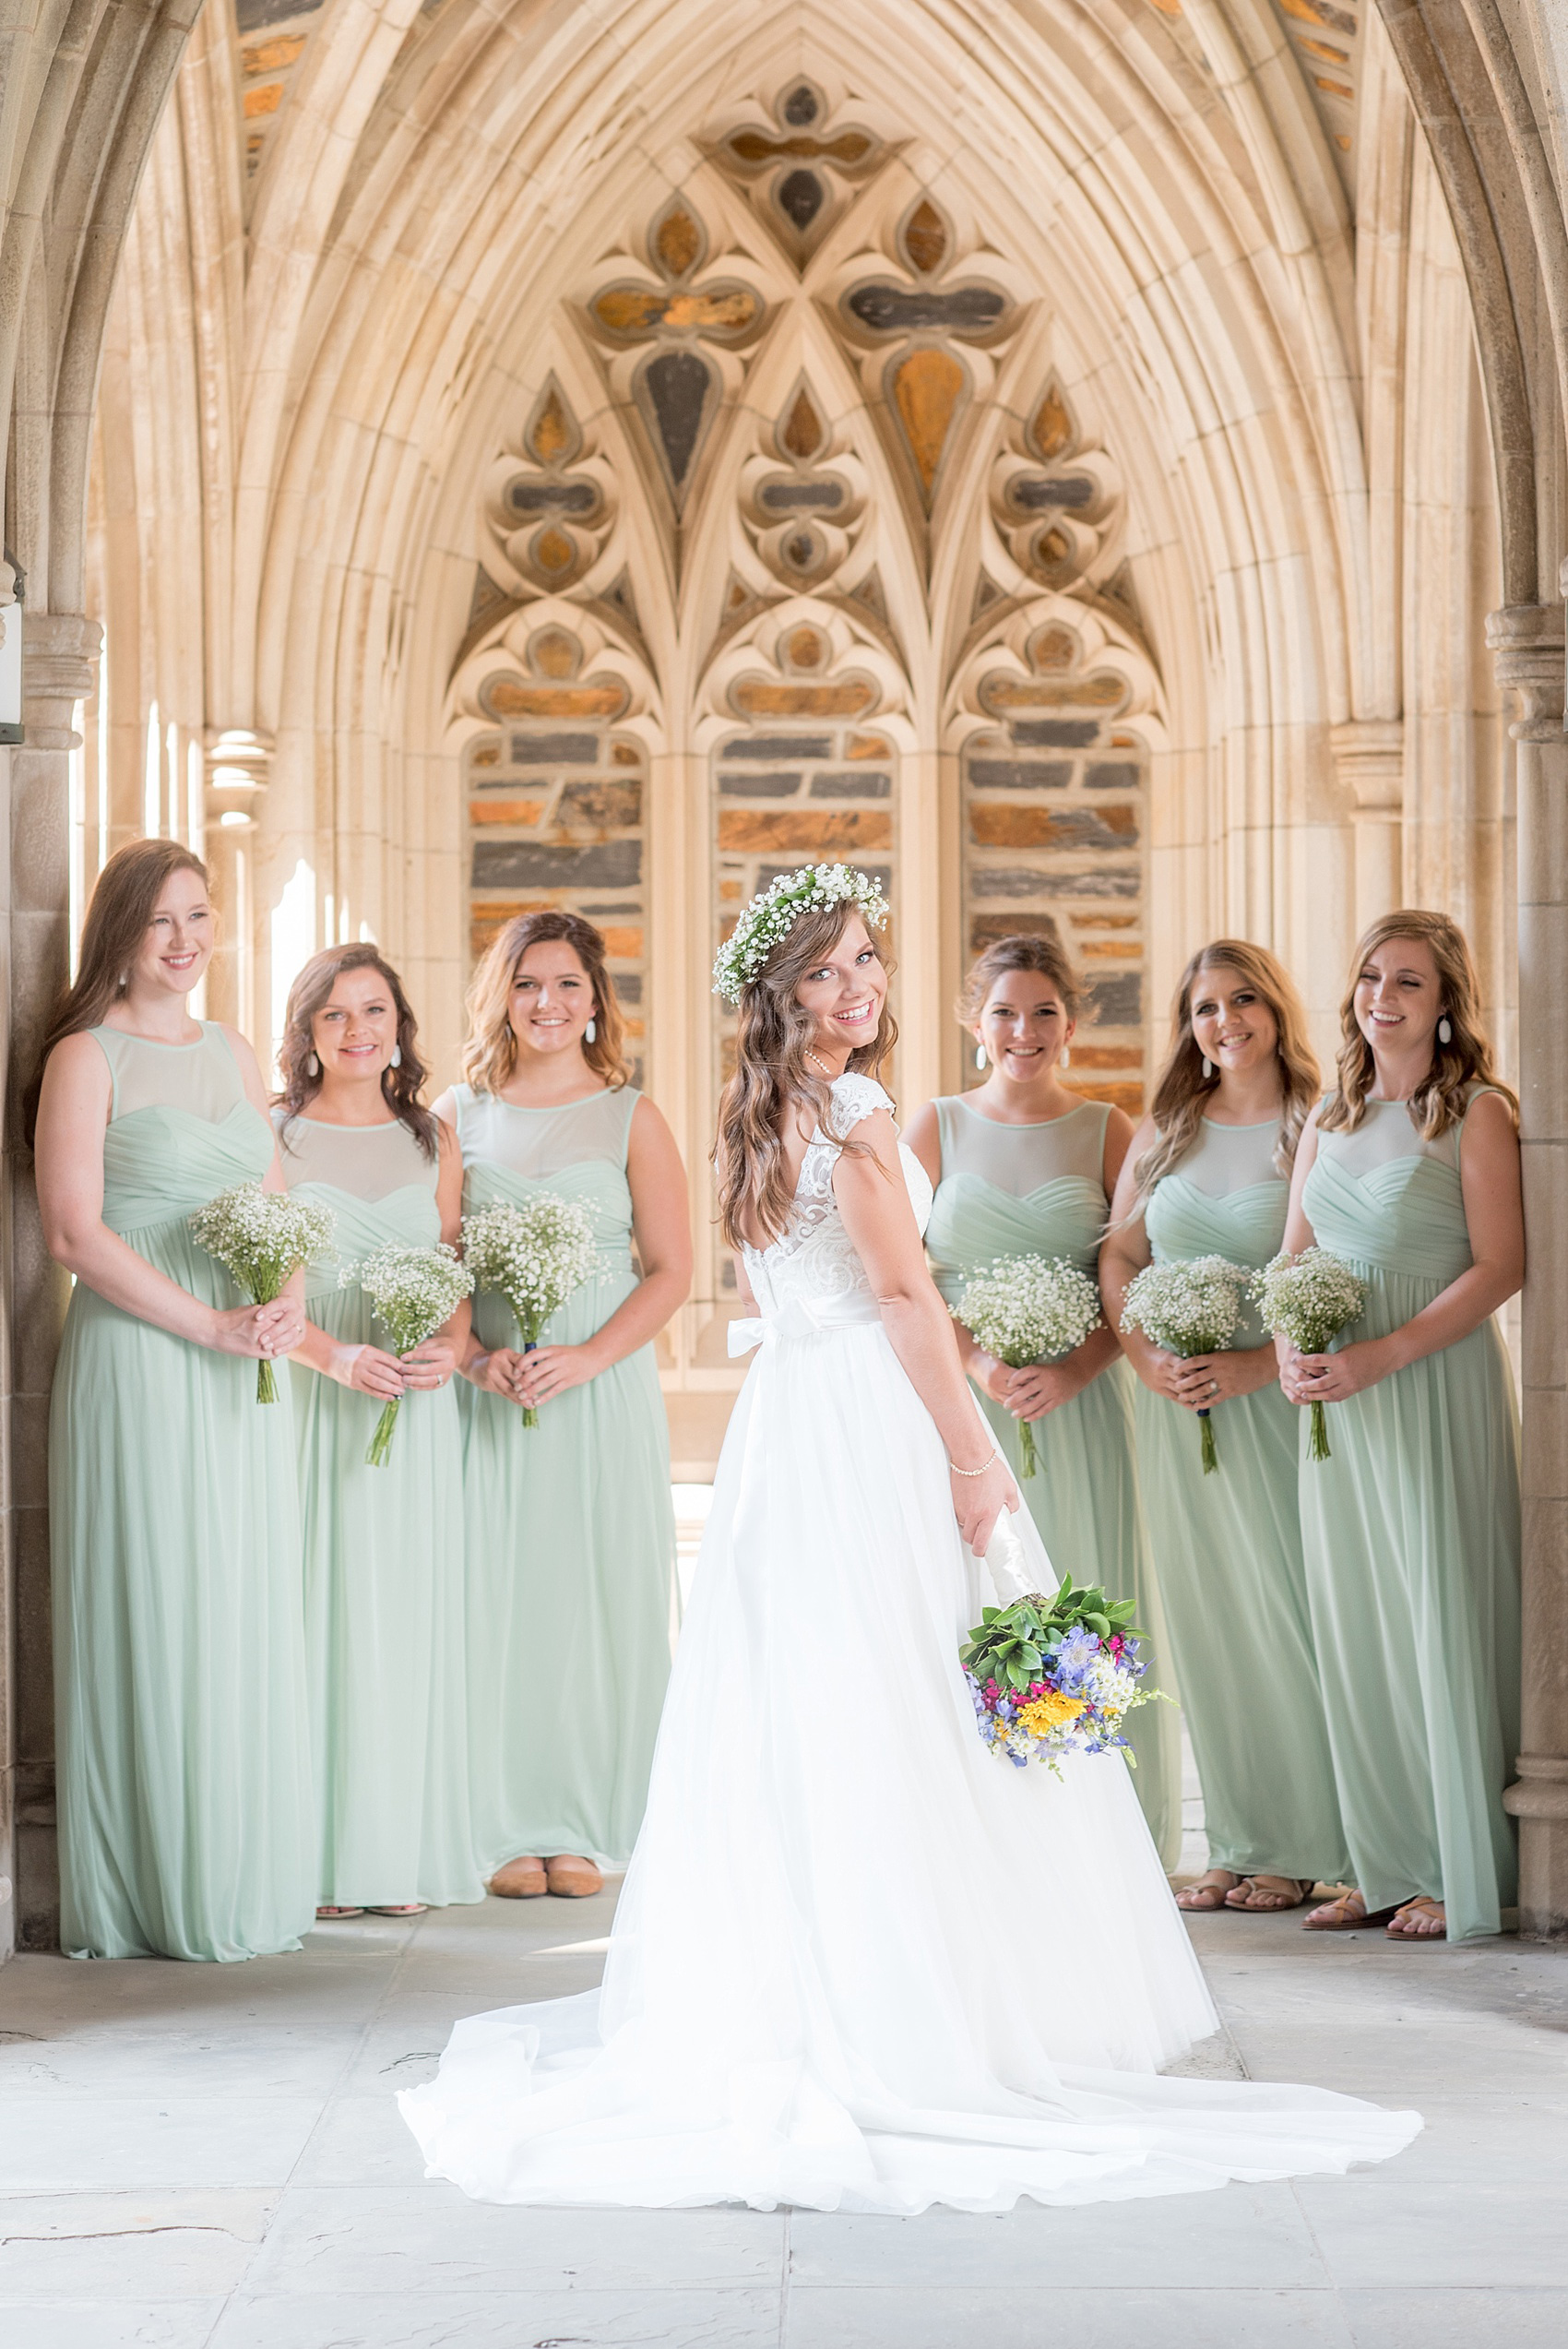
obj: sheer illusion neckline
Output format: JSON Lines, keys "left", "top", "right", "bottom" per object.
{"left": 492, "top": 1088, "right": 613, "bottom": 1113}
{"left": 96, "top": 1024, "right": 208, "bottom": 1051}
{"left": 956, "top": 1095, "right": 1095, "bottom": 1133}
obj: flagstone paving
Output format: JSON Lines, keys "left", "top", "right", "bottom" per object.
{"left": 0, "top": 1877, "right": 1564, "bottom": 2348}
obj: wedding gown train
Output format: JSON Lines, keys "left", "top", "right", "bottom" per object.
{"left": 401, "top": 1074, "right": 1420, "bottom": 2212}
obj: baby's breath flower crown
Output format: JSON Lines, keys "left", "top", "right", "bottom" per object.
{"left": 712, "top": 864, "right": 890, "bottom": 1006}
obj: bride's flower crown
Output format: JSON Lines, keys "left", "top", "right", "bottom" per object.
{"left": 712, "top": 864, "right": 891, "bottom": 1005}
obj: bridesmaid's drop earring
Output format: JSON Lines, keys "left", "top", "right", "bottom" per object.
{"left": 585, "top": 1018, "right": 597, "bottom": 1043}
{"left": 1202, "top": 1056, "right": 1214, "bottom": 1079}
{"left": 974, "top": 1043, "right": 987, "bottom": 1069}
{"left": 1061, "top": 1043, "right": 1071, "bottom": 1069}
{"left": 389, "top": 1043, "right": 402, "bottom": 1067}
{"left": 1438, "top": 1016, "right": 1452, "bottom": 1045}
{"left": 307, "top": 1052, "right": 320, "bottom": 1078}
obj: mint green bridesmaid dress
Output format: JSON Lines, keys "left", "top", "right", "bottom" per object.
{"left": 49, "top": 1025, "right": 315, "bottom": 1960}
{"left": 278, "top": 1115, "right": 482, "bottom": 1912}
{"left": 925, "top": 1095, "right": 1182, "bottom": 1871}
{"left": 1299, "top": 1092, "right": 1521, "bottom": 1941}
{"left": 455, "top": 1085, "right": 676, "bottom": 1872}
{"left": 1137, "top": 1120, "right": 1350, "bottom": 1886}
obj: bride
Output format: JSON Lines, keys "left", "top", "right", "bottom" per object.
{"left": 402, "top": 867, "right": 1419, "bottom": 2212}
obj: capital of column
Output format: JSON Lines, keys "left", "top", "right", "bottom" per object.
{"left": 20, "top": 613, "right": 101, "bottom": 747}
{"left": 1485, "top": 602, "right": 1566, "bottom": 740}
{"left": 1331, "top": 718, "right": 1404, "bottom": 817}
{"left": 206, "top": 729, "right": 273, "bottom": 830}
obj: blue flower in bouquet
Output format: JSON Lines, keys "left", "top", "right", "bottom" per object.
{"left": 1051, "top": 1626, "right": 1102, "bottom": 1689}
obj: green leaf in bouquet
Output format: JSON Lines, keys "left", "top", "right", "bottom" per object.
{"left": 1085, "top": 1613, "right": 1110, "bottom": 1638}
{"left": 1016, "top": 1643, "right": 1042, "bottom": 1673}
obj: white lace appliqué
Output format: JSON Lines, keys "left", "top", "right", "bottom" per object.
{"left": 741, "top": 1077, "right": 931, "bottom": 1324}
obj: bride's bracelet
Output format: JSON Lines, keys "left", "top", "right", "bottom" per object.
{"left": 948, "top": 1449, "right": 1001, "bottom": 1477}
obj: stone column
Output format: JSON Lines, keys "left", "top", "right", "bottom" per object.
{"left": 1332, "top": 719, "right": 1407, "bottom": 930}
{"left": 4, "top": 614, "right": 100, "bottom": 1951}
{"left": 203, "top": 729, "right": 272, "bottom": 1033}
{"left": 1490, "top": 598, "right": 1568, "bottom": 1942}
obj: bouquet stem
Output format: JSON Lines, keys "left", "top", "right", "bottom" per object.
{"left": 1308, "top": 1398, "right": 1332, "bottom": 1462}
{"left": 520, "top": 1336, "right": 539, "bottom": 1430}
{"left": 256, "top": 1357, "right": 278, "bottom": 1405}
{"left": 366, "top": 1394, "right": 401, "bottom": 1468}
{"left": 1198, "top": 1407, "right": 1218, "bottom": 1475}
{"left": 1017, "top": 1417, "right": 1039, "bottom": 1479}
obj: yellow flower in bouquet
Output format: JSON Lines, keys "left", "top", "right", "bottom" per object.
{"left": 1018, "top": 1691, "right": 1087, "bottom": 1736}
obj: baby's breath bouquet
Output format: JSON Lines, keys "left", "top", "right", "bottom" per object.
{"left": 344, "top": 1242, "right": 475, "bottom": 1467}
{"left": 190, "top": 1183, "right": 336, "bottom": 1401}
{"left": 1250, "top": 1247, "right": 1366, "bottom": 1463}
{"left": 1118, "top": 1255, "right": 1249, "bottom": 1473}
{"left": 461, "top": 1194, "right": 600, "bottom": 1427}
{"left": 952, "top": 1254, "right": 1102, "bottom": 1478}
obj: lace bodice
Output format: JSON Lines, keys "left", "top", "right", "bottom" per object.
{"left": 736, "top": 1075, "right": 932, "bottom": 1343}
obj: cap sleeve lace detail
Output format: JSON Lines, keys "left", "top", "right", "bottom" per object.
{"left": 821, "top": 1072, "right": 894, "bottom": 1145}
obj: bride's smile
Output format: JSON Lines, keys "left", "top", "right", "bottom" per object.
{"left": 794, "top": 915, "right": 887, "bottom": 1070}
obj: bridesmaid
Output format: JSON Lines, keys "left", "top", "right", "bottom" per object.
{"left": 436, "top": 910, "right": 691, "bottom": 1899}
{"left": 1101, "top": 942, "right": 1351, "bottom": 1913}
{"left": 34, "top": 839, "right": 314, "bottom": 1961}
{"left": 277, "top": 945, "right": 482, "bottom": 1921}
{"left": 1282, "top": 911, "right": 1522, "bottom": 1943}
{"left": 909, "top": 933, "right": 1182, "bottom": 1872}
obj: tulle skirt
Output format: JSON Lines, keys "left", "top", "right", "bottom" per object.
{"left": 402, "top": 1318, "right": 1420, "bottom": 2212}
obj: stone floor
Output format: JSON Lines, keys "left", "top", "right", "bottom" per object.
{"left": 0, "top": 1879, "right": 1565, "bottom": 2348}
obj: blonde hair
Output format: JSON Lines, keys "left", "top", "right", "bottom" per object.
{"left": 1320, "top": 908, "right": 1516, "bottom": 1139}
{"left": 715, "top": 899, "right": 897, "bottom": 1250}
{"left": 956, "top": 929, "right": 1085, "bottom": 1025}
{"left": 461, "top": 910, "right": 630, "bottom": 1095}
{"left": 1134, "top": 939, "right": 1319, "bottom": 1197}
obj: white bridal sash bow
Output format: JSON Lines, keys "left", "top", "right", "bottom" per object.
{"left": 727, "top": 1292, "right": 885, "bottom": 1354}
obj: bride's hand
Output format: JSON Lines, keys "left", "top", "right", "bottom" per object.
{"left": 949, "top": 1451, "right": 1020, "bottom": 1556}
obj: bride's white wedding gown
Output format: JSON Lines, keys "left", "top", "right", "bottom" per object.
{"left": 402, "top": 1075, "right": 1420, "bottom": 2211}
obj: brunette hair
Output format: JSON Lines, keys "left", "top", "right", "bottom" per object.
{"left": 461, "top": 910, "right": 630, "bottom": 1095}
{"left": 715, "top": 898, "right": 897, "bottom": 1250}
{"left": 1134, "top": 940, "right": 1320, "bottom": 1198}
{"left": 275, "top": 944, "right": 436, "bottom": 1155}
{"left": 26, "top": 836, "right": 210, "bottom": 1142}
{"left": 1319, "top": 908, "right": 1517, "bottom": 1140}
{"left": 956, "top": 929, "right": 1085, "bottom": 1027}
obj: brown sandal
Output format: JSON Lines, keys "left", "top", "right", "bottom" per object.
{"left": 1301, "top": 1890, "right": 1399, "bottom": 1931}
{"left": 1223, "top": 1877, "right": 1316, "bottom": 1912}
{"left": 1175, "top": 1870, "right": 1241, "bottom": 1912}
{"left": 1385, "top": 1896, "right": 1446, "bottom": 1939}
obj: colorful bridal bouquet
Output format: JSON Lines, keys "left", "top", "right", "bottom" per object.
{"left": 1118, "top": 1255, "right": 1249, "bottom": 1473}
{"left": 344, "top": 1242, "right": 475, "bottom": 1467}
{"left": 961, "top": 1572, "right": 1157, "bottom": 1773}
{"left": 951, "top": 1254, "right": 1102, "bottom": 1478}
{"left": 461, "top": 1194, "right": 601, "bottom": 1427}
{"left": 1250, "top": 1247, "right": 1366, "bottom": 1463}
{"left": 190, "top": 1183, "right": 337, "bottom": 1401}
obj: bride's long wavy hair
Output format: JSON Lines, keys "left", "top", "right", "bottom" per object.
{"left": 714, "top": 900, "right": 897, "bottom": 1251}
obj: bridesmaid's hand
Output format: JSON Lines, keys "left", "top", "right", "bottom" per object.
{"left": 468, "top": 1346, "right": 529, "bottom": 1400}
{"left": 209, "top": 1299, "right": 307, "bottom": 1359}
{"left": 1007, "top": 1361, "right": 1082, "bottom": 1421}
{"left": 1281, "top": 1340, "right": 1391, "bottom": 1404}
{"left": 967, "top": 1350, "right": 1016, "bottom": 1407}
{"left": 1169, "top": 1351, "right": 1276, "bottom": 1411}
{"left": 1144, "top": 1346, "right": 1195, "bottom": 1406}
{"left": 398, "top": 1338, "right": 457, "bottom": 1391}
{"left": 342, "top": 1344, "right": 407, "bottom": 1400}
{"left": 514, "top": 1341, "right": 604, "bottom": 1408}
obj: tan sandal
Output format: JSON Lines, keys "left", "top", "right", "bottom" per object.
{"left": 545, "top": 1854, "right": 603, "bottom": 1898}
{"left": 1175, "top": 1870, "right": 1241, "bottom": 1912}
{"left": 1385, "top": 1896, "right": 1446, "bottom": 1939}
{"left": 487, "top": 1857, "right": 548, "bottom": 1899}
{"left": 1224, "top": 1877, "right": 1316, "bottom": 1912}
{"left": 1301, "top": 1890, "right": 1398, "bottom": 1931}
{"left": 315, "top": 1904, "right": 363, "bottom": 1920}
